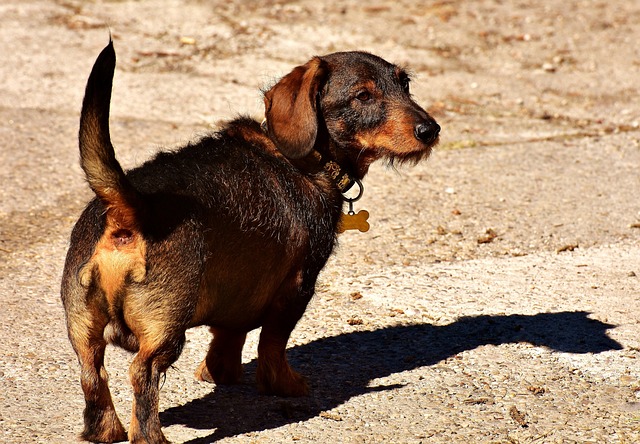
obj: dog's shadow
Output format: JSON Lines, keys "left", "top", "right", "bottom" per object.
{"left": 160, "top": 310, "right": 621, "bottom": 443}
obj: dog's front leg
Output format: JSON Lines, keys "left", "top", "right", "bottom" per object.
{"left": 255, "top": 283, "right": 313, "bottom": 397}
{"left": 256, "top": 329, "right": 309, "bottom": 397}
{"left": 195, "top": 327, "right": 247, "bottom": 384}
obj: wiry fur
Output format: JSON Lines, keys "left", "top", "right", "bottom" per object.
{"left": 61, "top": 39, "right": 439, "bottom": 443}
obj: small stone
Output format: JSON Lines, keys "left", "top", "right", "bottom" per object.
{"left": 542, "top": 62, "right": 556, "bottom": 72}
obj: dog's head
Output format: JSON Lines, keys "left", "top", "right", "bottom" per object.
{"left": 263, "top": 51, "right": 440, "bottom": 178}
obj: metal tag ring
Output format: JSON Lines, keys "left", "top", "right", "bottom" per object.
{"left": 343, "top": 178, "right": 364, "bottom": 202}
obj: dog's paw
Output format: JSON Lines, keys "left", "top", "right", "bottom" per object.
{"left": 194, "top": 359, "right": 243, "bottom": 385}
{"left": 194, "top": 360, "right": 214, "bottom": 383}
{"left": 81, "top": 408, "right": 127, "bottom": 443}
{"left": 129, "top": 432, "right": 170, "bottom": 444}
{"left": 257, "top": 366, "right": 309, "bottom": 397}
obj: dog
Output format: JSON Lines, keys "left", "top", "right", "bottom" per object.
{"left": 61, "top": 39, "right": 440, "bottom": 443}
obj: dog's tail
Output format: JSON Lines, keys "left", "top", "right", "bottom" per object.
{"left": 79, "top": 39, "right": 141, "bottom": 230}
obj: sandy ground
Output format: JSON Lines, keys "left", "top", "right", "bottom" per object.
{"left": 1, "top": 1, "right": 639, "bottom": 443}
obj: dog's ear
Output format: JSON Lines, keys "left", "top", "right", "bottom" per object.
{"left": 263, "top": 58, "right": 327, "bottom": 159}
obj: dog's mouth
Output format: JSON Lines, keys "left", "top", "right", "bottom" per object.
{"left": 352, "top": 122, "right": 439, "bottom": 169}
{"left": 386, "top": 138, "right": 436, "bottom": 166}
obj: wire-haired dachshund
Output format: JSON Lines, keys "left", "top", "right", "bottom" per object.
{"left": 61, "top": 39, "right": 440, "bottom": 443}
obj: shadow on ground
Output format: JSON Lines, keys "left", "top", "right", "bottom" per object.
{"left": 160, "top": 310, "right": 621, "bottom": 443}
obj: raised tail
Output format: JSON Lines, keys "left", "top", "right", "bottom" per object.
{"left": 79, "top": 39, "right": 141, "bottom": 231}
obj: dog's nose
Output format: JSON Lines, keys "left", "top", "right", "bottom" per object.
{"left": 414, "top": 121, "right": 440, "bottom": 143}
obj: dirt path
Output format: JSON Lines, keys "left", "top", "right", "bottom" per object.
{"left": 1, "top": 1, "right": 639, "bottom": 443}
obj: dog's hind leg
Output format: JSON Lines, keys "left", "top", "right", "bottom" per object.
{"left": 66, "top": 308, "right": 127, "bottom": 443}
{"left": 127, "top": 327, "right": 185, "bottom": 444}
{"left": 195, "top": 327, "right": 246, "bottom": 385}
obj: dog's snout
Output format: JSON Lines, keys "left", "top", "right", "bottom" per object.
{"left": 414, "top": 121, "right": 440, "bottom": 144}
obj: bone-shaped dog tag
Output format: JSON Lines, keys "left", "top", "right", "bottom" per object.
{"left": 337, "top": 210, "right": 370, "bottom": 233}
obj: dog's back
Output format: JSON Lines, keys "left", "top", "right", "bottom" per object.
{"left": 64, "top": 43, "right": 342, "bottom": 340}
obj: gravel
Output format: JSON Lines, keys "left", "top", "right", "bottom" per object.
{"left": 1, "top": 1, "right": 639, "bottom": 443}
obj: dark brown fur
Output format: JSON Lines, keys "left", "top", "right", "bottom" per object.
{"left": 61, "top": 40, "right": 440, "bottom": 443}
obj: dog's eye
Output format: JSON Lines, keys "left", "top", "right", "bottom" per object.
{"left": 401, "top": 78, "right": 410, "bottom": 94}
{"left": 356, "top": 91, "right": 371, "bottom": 102}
